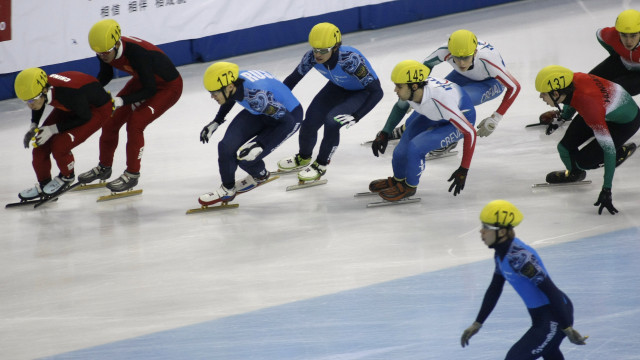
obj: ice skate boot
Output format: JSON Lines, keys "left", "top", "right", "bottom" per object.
{"left": 236, "top": 171, "right": 272, "bottom": 194}
{"left": 198, "top": 184, "right": 237, "bottom": 206}
{"left": 616, "top": 143, "right": 636, "bottom": 167}
{"left": 379, "top": 180, "right": 417, "bottom": 202}
{"left": 78, "top": 164, "right": 112, "bottom": 184}
{"left": 545, "top": 169, "right": 587, "bottom": 184}
{"left": 369, "top": 177, "right": 398, "bottom": 192}
{"left": 427, "top": 142, "right": 458, "bottom": 159}
{"left": 106, "top": 171, "right": 139, "bottom": 192}
{"left": 18, "top": 183, "right": 44, "bottom": 201}
{"left": 277, "top": 154, "right": 311, "bottom": 172}
{"left": 43, "top": 174, "right": 75, "bottom": 196}
{"left": 298, "top": 161, "right": 327, "bottom": 182}
{"left": 390, "top": 124, "right": 406, "bottom": 140}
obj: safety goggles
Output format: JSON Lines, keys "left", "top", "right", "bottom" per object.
{"left": 96, "top": 45, "right": 117, "bottom": 57}
{"left": 312, "top": 47, "right": 333, "bottom": 55}
{"left": 481, "top": 223, "right": 502, "bottom": 231}
{"left": 452, "top": 55, "right": 474, "bottom": 62}
{"left": 24, "top": 93, "right": 44, "bottom": 105}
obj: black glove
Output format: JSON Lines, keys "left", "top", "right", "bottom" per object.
{"left": 23, "top": 123, "right": 37, "bottom": 149}
{"left": 594, "top": 187, "right": 618, "bottom": 215}
{"left": 371, "top": 131, "right": 389, "bottom": 157}
{"left": 447, "top": 166, "right": 468, "bottom": 196}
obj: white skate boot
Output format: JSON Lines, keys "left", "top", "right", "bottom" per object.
{"left": 43, "top": 175, "right": 75, "bottom": 196}
{"left": 18, "top": 183, "right": 43, "bottom": 201}
{"left": 235, "top": 172, "right": 271, "bottom": 194}
{"left": 277, "top": 154, "right": 311, "bottom": 172}
{"left": 298, "top": 161, "right": 327, "bottom": 182}
{"left": 426, "top": 142, "right": 458, "bottom": 160}
{"left": 198, "top": 184, "right": 237, "bottom": 206}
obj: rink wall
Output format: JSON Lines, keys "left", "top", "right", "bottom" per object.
{"left": 0, "top": 0, "right": 521, "bottom": 100}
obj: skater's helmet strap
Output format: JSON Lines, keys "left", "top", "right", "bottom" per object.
{"left": 616, "top": 9, "right": 640, "bottom": 34}
{"left": 479, "top": 200, "right": 523, "bottom": 228}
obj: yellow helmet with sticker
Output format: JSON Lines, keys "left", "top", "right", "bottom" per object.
{"left": 448, "top": 29, "right": 478, "bottom": 57}
{"left": 480, "top": 200, "right": 524, "bottom": 227}
{"left": 203, "top": 62, "right": 239, "bottom": 92}
{"left": 535, "top": 65, "right": 574, "bottom": 93}
{"left": 14, "top": 68, "right": 48, "bottom": 101}
{"left": 615, "top": 9, "right": 640, "bottom": 34}
{"left": 308, "top": 22, "right": 342, "bottom": 49}
{"left": 391, "top": 60, "right": 430, "bottom": 84}
{"left": 88, "top": 19, "right": 122, "bottom": 53}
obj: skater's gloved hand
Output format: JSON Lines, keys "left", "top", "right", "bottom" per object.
{"left": 460, "top": 321, "right": 482, "bottom": 347}
{"left": 476, "top": 112, "right": 502, "bottom": 137}
{"left": 35, "top": 125, "right": 59, "bottom": 146}
{"left": 447, "top": 166, "right": 468, "bottom": 196}
{"left": 23, "top": 123, "right": 37, "bottom": 149}
{"left": 594, "top": 187, "right": 618, "bottom": 215}
{"left": 200, "top": 120, "right": 220, "bottom": 144}
{"left": 371, "top": 131, "right": 389, "bottom": 157}
{"left": 562, "top": 326, "right": 588, "bottom": 345}
{"left": 334, "top": 114, "right": 358, "bottom": 129}
{"left": 237, "top": 141, "right": 263, "bottom": 161}
{"left": 540, "top": 110, "right": 568, "bottom": 135}
{"left": 111, "top": 96, "right": 124, "bottom": 113}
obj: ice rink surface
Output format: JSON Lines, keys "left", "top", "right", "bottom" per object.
{"left": 1, "top": 0, "right": 639, "bottom": 359}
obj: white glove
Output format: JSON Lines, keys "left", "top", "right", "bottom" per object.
{"left": 334, "top": 114, "right": 357, "bottom": 129}
{"left": 35, "top": 125, "right": 59, "bottom": 146}
{"left": 112, "top": 96, "right": 124, "bottom": 111}
{"left": 23, "top": 123, "right": 37, "bottom": 148}
{"left": 200, "top": 121, "right": 220, "bottom": 143}
{"left": 237, "top": 141, "right": 263, "bottom": 161}
{"left": 476, "top": 112, "right": 502, "bottom": 137}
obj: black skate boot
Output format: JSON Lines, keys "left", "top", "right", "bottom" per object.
{"left": 369, "top": 177, "right": 398, "bottom": 192}
{"left": 106, "top": 171, "right": 139, "bottom": 192}
{"left": 545, "top": 169, "right": 587, "bottom": 184}
{"left": 389, "top": 124, "right": 406, "bottom": 140}
{"left": 78, "top": 164, "right": 112, "bottom": 184}
{"left": 616, "top": 143, "right": 637, "bottom": 167}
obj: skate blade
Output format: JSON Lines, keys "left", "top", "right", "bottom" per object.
{"left": 186, "top": 203, "right": 239, "bottom": 214}
{"left": 354, "top": 191, "right": 379, "bottom": 197}
{"left": 425, "top": 151, "right": 458, "bottom": 161}
{"left": 71, "top": 181, "right": 107, "bottom": 191}
{"left": 531, "top": 180, "right": 592, "bottom": 188}
{"left": 6, "top": 198, "right": 58, "bottom": 209}
{"left": 367, "top": 197, "right": 421, "bottom": 208}
{"left": 97, "top": 189, "right": 143, "bottom": 202}
{"left": 286, "top": 179, "right": 328, "bottom": 191}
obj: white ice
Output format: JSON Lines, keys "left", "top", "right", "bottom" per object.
{"left": 1, "top": 0, "right": 639, "bottom": 359}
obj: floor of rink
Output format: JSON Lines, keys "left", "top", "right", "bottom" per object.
{"left": 1, "top": 0, "right": 639, "bottom": 359}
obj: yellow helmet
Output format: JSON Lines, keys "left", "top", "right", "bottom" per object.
{"left": 14, "top": 68, "right": 48, "bottom": 101}
{"left": 480, "top": 200, "right": 524, "bottom": 228}
{"left": 535, "top": 65, "right": 574, "bottom": 93}
{"left": 88, "top": 19, "right": 121, "bottom": 53}
{"left": 203, "top": 62, "right": 239, "bottom": 92}
{"left": 308, "top": 22, "right": 341, "bottom": 49}
{"left": 448, "top": 29, "right": 478, "bottom": 57}
{"left": 391, "top": 60, "right": 430, "bottom": 84}
{"left": 615, "top": 9, "right": 640, "bottom": 33}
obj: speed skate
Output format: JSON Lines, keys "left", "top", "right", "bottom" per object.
{"left": 97, "top": 188, "right": 143, "bottom": 202}
{"left": 186, "top": 175, "right": 279, "bottom": 214}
